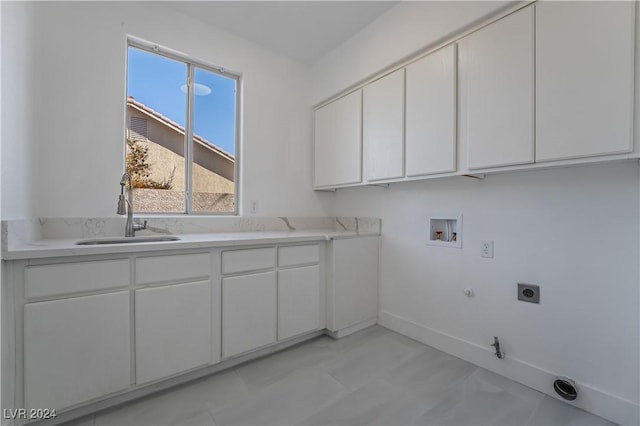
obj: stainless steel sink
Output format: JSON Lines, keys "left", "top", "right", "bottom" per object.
{"left": 75, "top": 235, "right": 181, "bottom": 245}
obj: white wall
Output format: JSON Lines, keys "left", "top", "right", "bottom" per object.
{"left": 1, "top": 2, "right": 39, "bottom": 219}
{"left": 3, "top": 1, "right": 329, "bottom": 218}
{"left": 313, "top": 1, "right": 639, "bottom": 424}
{"left": 311, "top": 1, "right": 512, "bottom": 104}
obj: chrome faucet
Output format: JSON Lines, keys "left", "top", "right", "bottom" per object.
{"left": 117, "top": 173, "right": 147, "bottom": 237}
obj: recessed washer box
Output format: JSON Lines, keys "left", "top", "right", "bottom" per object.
{"left": 427, "top": 214, "right": 462, "bottom": 248}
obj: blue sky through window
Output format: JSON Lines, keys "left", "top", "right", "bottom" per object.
{"left": 127, "top": 47, "right": 237, "bottom": 156}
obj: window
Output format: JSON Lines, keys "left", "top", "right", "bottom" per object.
{"left": 126, "top": 39, "right": 239, "bottom": 214}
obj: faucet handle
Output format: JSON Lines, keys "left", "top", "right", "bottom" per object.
{"left": 133, "top": 220, "right": 148, "bottom": 232}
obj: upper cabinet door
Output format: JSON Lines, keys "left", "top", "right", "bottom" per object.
{"left": 405, "top": 44, "right": 457, "bottom": 177}
{"left": 536, "top": 2, "right": 635, "bottom": 162}
{"left": 459, "top": 6, "right": 534, "bottom": 170}
{"left": 314, "top": 89, "right": 362, "bottom": 188}
{"left": 363, "top": 69, "right": 405, "bottom": 181}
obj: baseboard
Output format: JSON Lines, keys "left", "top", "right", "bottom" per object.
{"left": 379, "top": 310, "right": 639, "bottom": 426}
{"left": 325, "top": 318, "right": 378, "bottom": 339}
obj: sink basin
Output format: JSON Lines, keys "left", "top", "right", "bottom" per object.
{"left": 75, "top": 235, "right": 181, "bottom": 245}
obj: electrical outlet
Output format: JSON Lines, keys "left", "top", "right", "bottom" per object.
{"left": 480, "top": 240, "right": 493, "bottom": 258}
{"left": 250, "top": 200, "right": 259, "bottom": 214}
{"left": 518, "top": 283, "right": 540, "bottom": 304}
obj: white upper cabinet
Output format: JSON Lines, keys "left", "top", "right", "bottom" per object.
{"left": 536, "top": 2, "right": 635, "bottom": 162}
{"left": 314, "top": 89, "right": 362, "bottom": 188}
{"left": 459, "top": 6, "right": 534, "bottom": 170}
{"left": 405, "top": 44, "right": 457, "bottom": 177}
{"left": 363, "top": 69, "right": 405, "bottom": 181}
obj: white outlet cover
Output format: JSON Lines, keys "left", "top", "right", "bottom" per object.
{"left": 481, "top": 240, "right": 494, "bottom": 258}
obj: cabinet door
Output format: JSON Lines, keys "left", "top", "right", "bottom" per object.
{"left": 536, "top": 2, "right": 635, "bottom": 162}
{"left": 363, "top": 69, "right": 405, "bottom": 181}
{"left": 328, "top": 236, "right": 379, "bottom": 332}
{"left": 314, "top": 89, "right": 362, "bottom": 188}
{"left": 459, "top": 6, "right": 534, "bottom": 170}
{"left": 222, "top": 271, "right": 277, "bottom": 358}
{"left": 24, "top": 292, "right": 130, "bottom": 410}
{"left": 278, "top": 265, "right": 321, "bottom": 340}
{"left": 135, "top": 281, "right": 212, "bottom": 384}
{"left": 406, "top": 44, "right": 457, "bottom": 177}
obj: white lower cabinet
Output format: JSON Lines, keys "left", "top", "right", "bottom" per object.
{"left": 135, "top": 280, "right": 212, "bottom": 384}
{"left": 24, "top": 291, "right": 131, "bottom": 410}
{"left": 327, "top": 236, "right": 379, "bottom": 336}
{"left": 222, "top": 271, "right": 277, "bottom": 358}
{"left": 11, "top": 238, "right": 377, "bottom": 416}
{"left": 278, "top": 265, "right": 321, "bottom": 340}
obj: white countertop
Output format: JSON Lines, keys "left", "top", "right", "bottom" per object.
{"left": 2, "top": 230, "right": 378, "bottom": 260}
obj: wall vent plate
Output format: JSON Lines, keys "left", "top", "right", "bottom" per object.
{"left": 517, "top": 283, "right": 540, "bottom": 304}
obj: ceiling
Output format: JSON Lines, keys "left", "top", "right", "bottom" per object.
{"left": 164, "top": 1, "right": 399, "bottom": 65}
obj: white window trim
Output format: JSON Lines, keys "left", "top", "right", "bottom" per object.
{"left": 126, "top": 36, "right": 242, "bottom": 216}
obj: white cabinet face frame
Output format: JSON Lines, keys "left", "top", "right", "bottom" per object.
{"left": 460, "top": 5, "right": 535, "bottom": 170}
{"left": 405, "top": 44, "right": 457, "bottom": 177}
{"left": 535, "top": 1, "right": 635, "bottom": 162}
{"left": 363, "top": 68, "right": 406, "bottom": 181}
{"left": 314, "top": 89, "right": 363, "bottom": 188}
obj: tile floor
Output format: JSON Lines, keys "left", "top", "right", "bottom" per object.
{"left": 64, "top": 326, "right": 616, "bottom": 426}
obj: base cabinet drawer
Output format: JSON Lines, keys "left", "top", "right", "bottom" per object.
{"left": 222, "top": 248, "right": 275, "bottom": 274}
{"left": 25, "top": 259, "right": 129, "bottom": 299}
{"left": 135, "top": 281, "right": 213, "bottom": 384}
{"left": 24, "top": 292, "right": 131, "bottom": 410}
{"left": 222, "top": 271, "right": 277, "bottom": 358}
{"left": 278, "top": 265, "right": 321, "bottom": 340}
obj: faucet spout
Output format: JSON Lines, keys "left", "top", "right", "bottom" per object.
{"left": 117, "top": 173, "right": 147, "bottom": 237}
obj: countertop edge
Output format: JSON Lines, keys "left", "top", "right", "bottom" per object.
{"left": 2, "top": 231, "right": 380, "bottom": 261}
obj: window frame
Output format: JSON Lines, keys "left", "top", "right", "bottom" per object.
{"left": 126, "top": 37, "right": 241, "bottom": 216}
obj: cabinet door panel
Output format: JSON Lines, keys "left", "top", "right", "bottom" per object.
{"left": 278, "top": 265, "right": 321, "bottom": 340}
{"left": 460, "top": 6, "right": 534, "bottom": 170}
{"left": 536, "top": 2, "right": 635, "bottom": 161}
{"left": 24, "top": 292, "right": 130, "bottom": 410}
{"left": 329, "top": 236, "right": 379, "bottom": 331}
{"left": 364, "top": 69, "right": 405, "bottom": 181}
{"left": 406, "top": 44, "right": 457, "bottom": 177}
{"left": 222, "top": 271, "right": 277, "bottom": 358}
{"left": 314, "top": 90, "right": 362, "bottom": 187}
{"left": 135, "top": 281, "right": 212, "bottom": 384}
